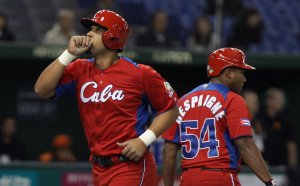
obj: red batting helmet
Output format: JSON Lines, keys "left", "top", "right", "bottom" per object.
{"left": 80, "top": 10, "right": 129, "bottom": 52}
{"left": 207, "top": 47, "right": 255, "bottom": 77}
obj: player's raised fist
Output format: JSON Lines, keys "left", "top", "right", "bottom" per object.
{"left": 67, "top": 36, "right": 92, "bottom": 56}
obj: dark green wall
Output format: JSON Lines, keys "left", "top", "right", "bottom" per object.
{"left": 0, "top": 58, "right": 89, "bottom": 161}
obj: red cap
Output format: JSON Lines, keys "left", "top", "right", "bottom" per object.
{"left": 207, "top": 48, "right": 255, "bottom": 77}
{"left": 81, "top": 10, "right": 129, "bottom": 52}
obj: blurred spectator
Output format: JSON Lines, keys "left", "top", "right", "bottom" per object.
{"left": 207, "top": 0, "right": 244, "bottom": 16}
{"left": 43, "top": 9, "right": 77, "bottom": 45}
{"left": 186, "top": 15, "right": 213, "bottom": 52}
{"left": 257, "top": 88, "right": 297, "bottom": 169}
{"left": 39, "top": 134, "right": 76, "bottom": 162}
{"left": 0, "top": 12, "right": 15, "bottom": 41}
{"left": 242, "top": 89, "right": 264, "bottom": 152}
{"left": 136, "top": 10, "right": 177, "bottom": 48}
{"left": 82, "top": 0, "right": 123, "bottom": 18}
{"left": 0, "top": 116, "right": 26, "bottom": 164}
{"left": 242, "top": 89, "right": 259, "bottom": 119}
{"left": 227, "top": 8, "right": 264, "bottom": 50}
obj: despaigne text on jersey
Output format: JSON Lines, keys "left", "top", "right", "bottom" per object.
{"left": 176, "top": 94, "right": 225, "bottom": 124}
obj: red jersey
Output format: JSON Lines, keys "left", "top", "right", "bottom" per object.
{"left": 56, "top": 56, "right": 177, "bottom": 156}
{"left": 162, "top": 83, "right": 253, "bottom": 170}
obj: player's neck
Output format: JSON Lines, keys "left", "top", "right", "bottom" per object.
{"left": 209, "top": 77, "right": 225, "bottom": 85}
{"left": 94, "top": 52, "right": 118, "bottom": 70}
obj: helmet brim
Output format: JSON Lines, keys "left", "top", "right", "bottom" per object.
{"left": 81, "top": 18, "right": 108, "bottom": 31}
{"left": 80, "top": 18, "right": 95, "bottom": 28}
{"left": 241, "top": 64, "right": 256, "bottom": 70}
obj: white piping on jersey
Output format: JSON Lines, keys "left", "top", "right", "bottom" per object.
{"left": 230, "top": 173, "right": 235, "bottom": 186}
{"left": 139, "top": 159, "right": 146, "bottom": 186}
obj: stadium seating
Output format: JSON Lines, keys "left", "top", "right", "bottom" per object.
{"left": 1, "top": 0, "right": 299, "bottom": 53}
{"left": 0, "top": 0, "right": 35, "bottom": 41}
{"left": 116, "top": 0, "right": 300, "bottom": 53}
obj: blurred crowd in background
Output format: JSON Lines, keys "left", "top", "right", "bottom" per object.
{"left": 0, "top": 0, "right": 299, "bottom": 185}
{"left": 242, "top": 88, "right": 298, "bottom": 185}
{"left": 0, "top": 0, "right": 299, "bottom": 53}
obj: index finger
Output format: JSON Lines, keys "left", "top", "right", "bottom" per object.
{"left": 122, "top": 145, "right": 130, "bottom": 155}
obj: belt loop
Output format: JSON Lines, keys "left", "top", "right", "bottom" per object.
{"left": 119, "top": 154, "right": 129, "bottom": 162}
{"left": 111, "top": 156, "right": 119, "bottom": 164}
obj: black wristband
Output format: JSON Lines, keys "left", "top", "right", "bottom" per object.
{"left": 265, "top": 179, "right": 276, "bottom": 186}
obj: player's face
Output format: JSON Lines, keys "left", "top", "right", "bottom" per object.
{"left": 227, "top": 68, "right": 246, "bottom": 94}
{"left": 86, "top": 25, "right": 107, "bottom": 55}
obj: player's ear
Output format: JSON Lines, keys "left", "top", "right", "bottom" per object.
{"left": 223, "top": 67, "right": 233, "bottom": 80}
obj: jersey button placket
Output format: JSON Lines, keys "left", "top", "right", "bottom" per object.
{"left": 95, "top": 104, "right": 102, "bottom": 125}
{"left": 94, "top": 127, "right": 102, "bottom": 144}
{"left": 95, "top": 74, "right": 103, "bottom": 126}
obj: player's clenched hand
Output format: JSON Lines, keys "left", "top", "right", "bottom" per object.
{"left": 67, "top": 36, "right": 92, "bottom": 56}
{"left": 117, "top": 138, "right": 147, "bottom": 161}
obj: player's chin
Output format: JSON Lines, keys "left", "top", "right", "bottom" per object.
{"left": 234, "top": 86, "right": 243, "bottom": 94}
{"left": 87, "top": 48, "right": 96, "bottom": 56}
{"left": 238, "top": 85, "right": 244, "bottom": 94}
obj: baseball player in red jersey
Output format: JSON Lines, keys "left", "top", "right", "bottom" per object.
{"left": 162, "top": 48, "right": 276, "bottom": 186}
{"left": 34, "top": 10, "right": 179, "bottom": 186}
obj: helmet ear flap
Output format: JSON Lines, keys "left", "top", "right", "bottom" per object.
{"left": 101, "top": 30, "right": 110, "bottom": 48}
{"left": 110, "top": 37, "right": 119, "bottom": 42}
{"left": 102, "top": 30, "right": 122, "bottom": 50}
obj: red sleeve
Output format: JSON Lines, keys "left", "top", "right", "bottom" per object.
{"left": 225, "top": 93, "right": 254, "bottom": 139}
{"left": 55, "top": 59, "right": 84, "bottom": 97}
{"left": 140, "top": 64, "right": 178, "bottom": 115}
{"left": 61, "top": 58, "right": 88, "bottom": 81}
{"left": 162, "top": 121, "right": 180, "bottom": 144}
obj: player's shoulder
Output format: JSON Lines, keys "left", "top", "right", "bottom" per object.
{"left": 226, "top": 91, "right": 247, "bottom": 105}
{"left": 183, "top": 83, "right": 230, "bottom": 99}
{"left": 118, "top": 56, "right": 140, "bottom": 68}
{"left": 131, "top": 60, "right": 158, "bottom": 75}
{"left": 118, "top": 56, "right": 160, "bottom": 78}
{"left": 227, "top": 91, "right": 244, "bottom": 100}
{"left": 118, "top": 56, "right": 154, "bottom": 72}
{"left": 136, "top": 62, "right": 155, "bottom": 72}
